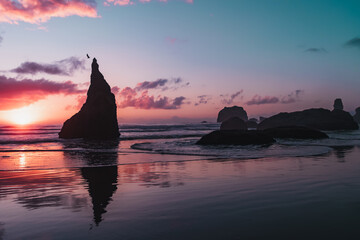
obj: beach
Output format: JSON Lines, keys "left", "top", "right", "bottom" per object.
{"left": 1, "top": 124, "right": 360, "bottom": 239}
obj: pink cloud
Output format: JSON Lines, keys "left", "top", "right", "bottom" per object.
{"left": 0, "top": 0, "right": 98, "bottom": 24}
{"left": 117, "top": 87, "right": 186, "bottom": 110}
{"left": 0, "top": 75, "right": 86, "bottom": 110}
{"left": 105, "top": 0, "right": 193, "bottom": 7}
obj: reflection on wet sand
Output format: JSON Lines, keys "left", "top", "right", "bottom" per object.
{"left": 0, "top": 169, "right": 89, "bottom": 210}
{"left": 0, "top": 222, "right": 4, "bottom": 240}
{"left": 81, "top": 166, "right": 118, "bottom": 226}
{"left": 332, "top": 146, "right": 355, "bottom": 161}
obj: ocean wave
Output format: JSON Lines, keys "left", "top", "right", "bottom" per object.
{"left": 130, "top": 139, "right": 332, "bottom": 159}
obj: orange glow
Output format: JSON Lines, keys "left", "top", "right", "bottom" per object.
{"left": 8, "top": 107, "right": 37, "bottom": 125}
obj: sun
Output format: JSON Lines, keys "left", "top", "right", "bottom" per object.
{"left": 8, "top": 107, "right": 36, "bottom": 125}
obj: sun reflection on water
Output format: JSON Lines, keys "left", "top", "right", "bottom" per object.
{"left": 19, "top": 153, "right": 26, "bottom": 169}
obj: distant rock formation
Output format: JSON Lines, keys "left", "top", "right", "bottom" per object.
{"left": 333, "top": 98, "right": 344, "bottom": 111}
{"left": 196, "top": 130, "right": 275, "bottom": 145}
{"left": 354, "top": 107, "right": 360, "bottom": 124}
{"left": 258, "top": 108, "right": 358, "bottom": 131}
{"left": 249, "top": 118, "right": 258, "bottom": 123}
{"left": 59, "top": 58, "right": 120, "bottom": 139}
{"left": 263, "top": 126, "right": 328, "bottom": 139}
{"left": 220, "top": 117, "right": 247, "bottom": 131}
{"left": 246, "top": 119, "right": 258, "bottom": 129}
{"left": 259, "top": 116, "right": 267, "bottom": 122}
{"left": 217, "top": 106, "right": 248, "bottom": 122}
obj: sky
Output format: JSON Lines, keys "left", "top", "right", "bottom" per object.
{"left": 0, "top": 0, "right": 360, "bottom": 125}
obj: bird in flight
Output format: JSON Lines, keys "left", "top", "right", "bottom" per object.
{"left": 86, "top": 54, "right": 90, "bottom": 59}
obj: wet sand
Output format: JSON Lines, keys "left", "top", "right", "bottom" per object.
{"left": 1, "top": 146, "right": 360, "bottom": 239}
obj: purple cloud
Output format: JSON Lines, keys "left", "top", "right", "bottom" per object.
{"left": 280, "top": 89, "right": 304, "bottom": 104}
{"left": 221, "top": 90, "right": 243, "bottom": 105}
{"left": 11, "top": 57, "right": 85, "bottom": 76}
{"left": 194, "top": 95, "right": 211, "bottom": 106}
{"left": 345, "top": 37, "right": 360, "bottom": 49}
{"left": 304, "top": 48, "right": 327, "bottom": 53}
{"left": 246, "top": 95, "right": 279, "bottom": 105}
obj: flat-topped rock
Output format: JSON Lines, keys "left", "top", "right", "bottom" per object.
{"left": 59, "top": 58, "right": 120, "bottom": 139}
{"left": 196, "top": 130, "right": 275, "bottom": 145}
{"left": 258, "top": 108, "right": 358, "bottom": 131}
{"left": 263, "top": 126, "right": 329, "bottom": 139}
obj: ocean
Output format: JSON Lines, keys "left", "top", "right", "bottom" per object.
{"left": 1, "top": 123, "right": 360, "bottom": 239}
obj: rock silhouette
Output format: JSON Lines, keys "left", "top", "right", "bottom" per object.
{"left": 220, "top": 117, "right": 247, "bottom": 131}
{"left": 246, "top": 119, "right": 258, "bottom": 129}
{"left": 81, "top": 166, "right": 118, "bottom": 226}
{"left": 333, "top": 98, "right": 344, "bottom": 111}
{"left": 59, "top": 58, "right": 120, "bottom": 139}
{"left": 354, "top": 107, "right": 360, "bottom": 124}
{"left": 263, "top": 126, "right": 328, "bottom": 139}
{"left": 217, "top": 106, "right": 248, "bottom": 122}
{"left": 258, "top": 108, "right": 358, "bottom": 131}
{"left": 197, "top": 130, "right": 275, "bottom": 145}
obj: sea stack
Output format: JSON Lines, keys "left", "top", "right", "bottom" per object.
{"left": 354, "top": 107, "right": 360, "bottom": 124}
{"left": 59, "top": 58, "right": 120, "bottom": 139}
{"left": 217, "top": 106, "right": 248, "bottom": 122}
{"left": 333, "top": 98, "right": 344, "bottom": 111}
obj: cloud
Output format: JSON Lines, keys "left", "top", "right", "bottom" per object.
{"left": 246, "top": 95, "right": 279, "bottom": 105}
{"left": 280, "top": 89, "right": 304, "bottom": 104}
{"left": 10, "top": 57, "right": 85, "bottom": 76}
{"left": 194, "top": 95, "right": 211, "bottom": 106}
{"left": 0, "top": 75, "right": 85, "bottom": 110}
{"left": 105, "top": 0, "right": 193, "bottom": 7}
{"left": 118, "top": 89, "right": 186, "bottom": 109}
{"left": 0, "top": 0, "right": 98, "bottom": 24}
{"left": 135, "top": 79, "right": 168, "bottom": 91}
{"left": 165, "top": 37, "right": 187, "bottom": 45}
{"left": 220, "top": 90, "right": 243, "bottom": 105}
{"left": 135, "top": 77, "right": 188, "bottom": 91}
{"left": 304, "top": 48, "right": 327, "bottom": 53}
{"left": 246, "top": 90, "right": 304, "bottom": 105}
{"left": 344, "top": 37, "right": 360, "bottom": 48}
{"left": 0, "top": 34, "right": 3, "bottom": 45}
{"left": 116, "top": 77, "right": 188, "bottom": 109}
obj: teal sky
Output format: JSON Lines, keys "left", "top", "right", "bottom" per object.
{"left": 0, "top": 0, "right": 360, "bottom": 123}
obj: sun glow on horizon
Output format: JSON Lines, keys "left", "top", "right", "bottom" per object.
{"left": 8, "top": 107, "right": 37, "bottom": 125}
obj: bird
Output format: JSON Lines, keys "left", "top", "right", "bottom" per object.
{"left": 86, "top": 54, "right": 90, "bottom": 59}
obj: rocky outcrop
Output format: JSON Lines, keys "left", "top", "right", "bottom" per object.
{"left": 258, "top": 108, "right": 358, "bottom": 131}
{"left": 259, "top": 116, "right": 267, "bottom": 123}
{"left": 59, "top": 58, "right": 120, "bottom": 139}
{"left": 217, "top": 106, "right": 248, "bottom": 122}
{"left": 196, "top": 130, "right": 275, "bottom": 145}
{"left": 246, "top": 119, "right": 258, "bottom": 129}
{"left": 263, "top": 126, "right": 328, "bottom": 139}
{"left": 333, "top": 98, "right": 344, "bottom": 111}
{"left": 220, "top": 117, "right": 247, "bottom": 131}
{"left": 354, "top": 107, "right": 360, "bottom": 124}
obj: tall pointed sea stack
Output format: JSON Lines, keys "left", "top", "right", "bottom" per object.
{"left": 59, "top": 58, "right": 120, "bottom": 139}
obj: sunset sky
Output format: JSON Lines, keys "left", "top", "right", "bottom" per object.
{"left": 0, "top": 0, "right": 360, "bottom": 124}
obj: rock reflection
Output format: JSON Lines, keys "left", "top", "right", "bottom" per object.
{"left": 0, "top": 222, "right": 4, "bottom": 240}
{"left": 62, "top": 139, "right": 120, "bottom": 226}
{"left": 81, "top": 166, "right": 118, "bottom": 226}
{"left": 332, "top": 146, "right": 354, "bottom": 161}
